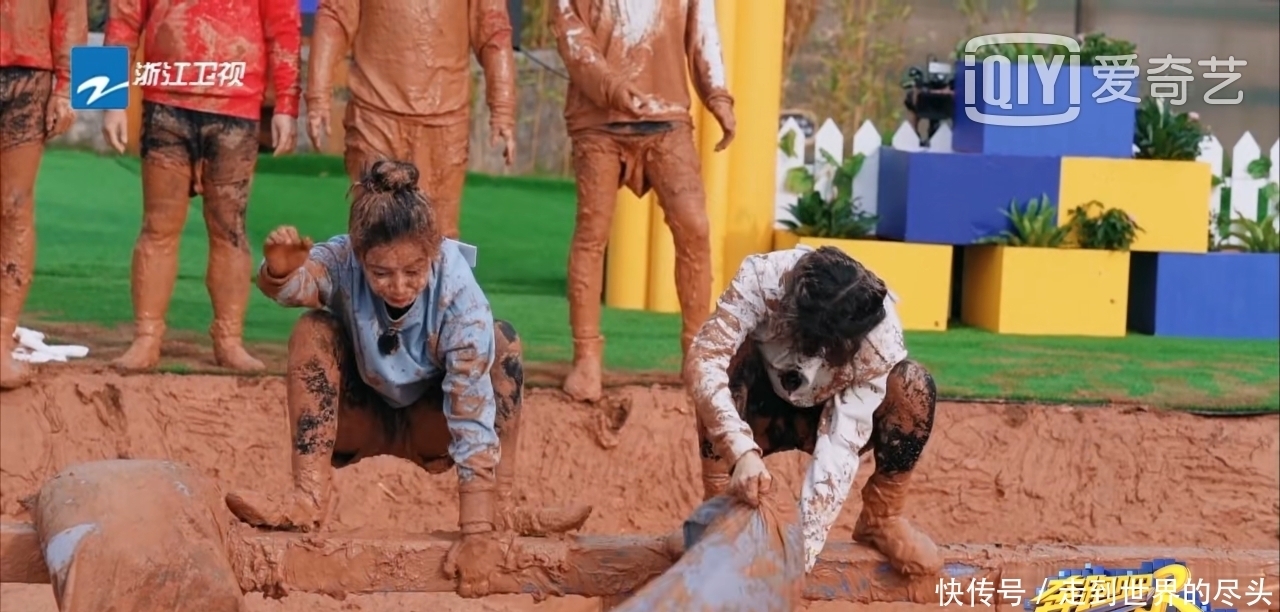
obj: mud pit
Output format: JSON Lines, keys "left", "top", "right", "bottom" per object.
{"left": 1, "top": 368, "right": 1277, "bottom": 611}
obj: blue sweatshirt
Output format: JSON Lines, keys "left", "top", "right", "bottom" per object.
{"left": 257, "top": 235, "right": 499, "bottom": 484}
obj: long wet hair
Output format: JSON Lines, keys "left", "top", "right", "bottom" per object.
{"left": 347, "top": 159, "right": 440, "bottom": 259}
{"left": 776, "top": 246, "right": 888, "bottom": 367}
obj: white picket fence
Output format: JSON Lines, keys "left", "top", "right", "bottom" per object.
{"left": 775, "top": 118, "right": 1280, "bottom": 245}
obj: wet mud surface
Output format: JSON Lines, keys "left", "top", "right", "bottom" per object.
{"left": 1, "top": 368, "right": 1277, "bottom": 611}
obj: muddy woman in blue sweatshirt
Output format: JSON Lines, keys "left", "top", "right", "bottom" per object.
{"left": 225, "top": 160, "right": 590, "bottom": 598}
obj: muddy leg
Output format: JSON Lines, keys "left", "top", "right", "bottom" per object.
{"left": 341, "top": 102, "right": 411, "bottom": 193}
{"left": 562, "top": 133, "right": 623, "bottom": 402}
{"left": 854, "top": 359, "right": 941, "bottom": 576}
{"left": 226, "top": 310, "right": 345, "bottom": 530}
{"left": 647, "top": 126, "right": 712, "bottom": 360}
{"left": 415, "top": 121, "right": 469, "bottom": 240}
{"left": 201, "top": 116, "right": 263, "bottom": 371}
{"left": 0, "top": 69, "right": 51, "bottom": 389}
{"left": 113, "top": 104, "right": 195, "bottom": 371}
{"left": 490, "top": 319, "right": 592, "bottom": 534}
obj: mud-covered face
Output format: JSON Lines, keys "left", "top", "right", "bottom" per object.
{"left": 360, "top": 239, "right": 431, "bottom": 309}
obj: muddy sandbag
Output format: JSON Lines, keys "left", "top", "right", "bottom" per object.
{"left": 33, "top": 459, "right": 246, "bottom": 612}
{"left": 613, "top": 491, "right": 804, "bottom": 612}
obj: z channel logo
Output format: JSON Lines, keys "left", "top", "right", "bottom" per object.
{"left": 70, "top": 46, "right": 131, "bottom": 110}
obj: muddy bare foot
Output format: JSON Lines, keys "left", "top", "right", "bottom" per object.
{"left": 500, "top": 503, "right": 593, "bottom": 536}
{"left": 225, "top": 488, "right": 325, "bottom": 531}
{"left": 586, "top": 394, "right": 632, "bottom": 449}
{"left": 0, "top": 354, "right": 33, "bottom": 390}
{"left": 213, "top": 341, "right": 265, "bottom": 372}
{"left": 112, "top": 336, "right": 163, "bottom": 371}
{"left": 563, "top": 361, "right": 603, "bottom": 402}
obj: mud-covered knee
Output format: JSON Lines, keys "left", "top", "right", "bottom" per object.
{"left": 874, "top": 360, "right": 937, "bottom": 474}
{"left": 668, "top": 205, "right": 710, "bottom": 246}
{"left": 290, "top": 310, "right": 344, "bottom": 357}
{"left": 889, "top": 359, "right": 937, "bottom": 410}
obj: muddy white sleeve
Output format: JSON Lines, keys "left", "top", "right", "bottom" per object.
{"left": 684, "top": 255, "right": 769, "bottom": 465}
{"left": 800, "top": 373, "right": 885, "bottom": 572}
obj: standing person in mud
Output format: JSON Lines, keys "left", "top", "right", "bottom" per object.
{"left": 686, "top": 245, "right": 942, "bottom": 577}
{"left": 0, "top": 0, "right": 86, "bottom": 389}
{"left": 304, "top": 0, "right": 517, "bottom": 240}
{"left": 101, "top": 0, "right": 301, "bottom": 372}
{"left": 551, "top": 0, "right": 736, "bottom": 403}
{"left": 224, "top": 160, "right": 591, "bottom": 597}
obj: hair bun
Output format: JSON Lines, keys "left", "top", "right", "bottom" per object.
{"left": 365, "top": 160, "right": 419, "bottom": 193}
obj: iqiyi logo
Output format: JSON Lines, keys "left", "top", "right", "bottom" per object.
{"left": 962, "top": 33, "right": 1081, "bottom": 127}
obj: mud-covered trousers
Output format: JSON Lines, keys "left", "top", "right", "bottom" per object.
{"left": 116, "top": 101, "right": 262, "bottom": 369}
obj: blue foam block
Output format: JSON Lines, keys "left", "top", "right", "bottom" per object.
{"left": 1128, "top": 252, "right": 1280, "bottom": 339}
{"left": 952, "top": 61, "right": 1137, "bottom": 159}
{"left": 877, "top": 148, "right": 1061, "bottom": 245}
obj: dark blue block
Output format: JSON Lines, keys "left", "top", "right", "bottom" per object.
{"left": 876, "top": 147, "right": 1061, "bottom": 245}
{"left": 952, "top": 61, "right": 1137, "bottom": 159}
{"left": 1129, "top": 252, "right": 1280, "bottom": 340}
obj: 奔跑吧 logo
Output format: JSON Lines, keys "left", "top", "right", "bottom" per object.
{"left": 69, "top": 46, "right": 131, "bottom": 110}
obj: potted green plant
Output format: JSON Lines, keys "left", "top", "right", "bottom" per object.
{"left": 961, "top": 195, "right": 1135, "bottom": 337}
{"left": 774, "top": 149, "right": 953, "bottom": 331}
{"left": 1057, "top": 96, "right": 1209, "bottom": 254}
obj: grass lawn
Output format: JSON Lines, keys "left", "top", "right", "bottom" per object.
{"left": 24, "top": 149, "right": 1280, "bottom": 411}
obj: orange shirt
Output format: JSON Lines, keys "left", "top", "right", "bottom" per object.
{"left": 551, "top": 0, "right": 733, "bottom": 134}
{"left": 0, "top": 0, "right": 89, "bottom": 97}
{"left": 104, "top": 0, "right": 301, "bottom": 120}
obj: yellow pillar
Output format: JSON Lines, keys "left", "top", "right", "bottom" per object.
{"left": 604, "top": 187, "right": 654, "bottom": 311}
{"left": 722, "top": 0, "right": 785, "bottom": 286}
{"left": 125, "top": 42, "right": 144, "bottom": 155}
{"left": 700, "top": 0, "right": 738, "bottom": 308}
{"left": 647, "top": 81, "right": 705, "bottom": 313}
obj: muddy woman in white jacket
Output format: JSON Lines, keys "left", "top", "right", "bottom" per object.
{"left": 685, "top": 244, "right": 941, "bottom": 576}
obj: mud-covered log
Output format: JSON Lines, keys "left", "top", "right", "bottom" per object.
{"left": 5, "top": 518, "right": 1277, "bottom": 603}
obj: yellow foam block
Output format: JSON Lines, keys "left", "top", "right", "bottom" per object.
{"left": 960, "top": 246, "right": 1129, "bottom": 337}
{"left": 647, "top": 200, "right": 681, "bottom": 313}
{"left": 604, "top": 188, "right": 653, "bottom": 311}
{"left": 722, "top": 0, "right": 785, "bottom": 286}
{"left": 774, "top": 232, "right": 953, "bottom": 331}
{"left": 1058, "top": 157, "right": 1211, "bottom": 254}
{"left": 701, "top": 0, "right": 738, "bottom": 309}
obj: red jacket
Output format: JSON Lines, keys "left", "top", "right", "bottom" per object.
{"left": 0, "top": 0, "right": 88, "bottom": 97}
{"left": 104, "top": 0, "right": 300, "bottom": 120}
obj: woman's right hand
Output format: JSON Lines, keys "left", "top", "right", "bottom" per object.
{"left": 729, "top": 450, "right": 772, "bottom": 507}
{"left": 263, "top": 226, "right": 313, "bottom": 278}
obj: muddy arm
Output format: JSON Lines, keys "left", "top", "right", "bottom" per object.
{"left": 469, "top": 0, "right": 516, "bottom": 132}
{"left": 255, "top": 239, "right": 346, "bottom": 309}
{"left": 50, "top": 0, "right": 89, "bottom": 98}
{"left": 549, "top": 1, "right": 618, "bottom": 110}
{"left": 437, "top": 262, "right": 501, "bottom": 489}
{"left": 684, "top": 0, "right": 732, "bottom": 109}
{"left": 260, "top": 0, "right": 302, "bottom": 117}
{"left": 305, "top": 0, "right": 357, "bottom": 115}
{"left": 684, "top": 255, "right": 769, "bottom": 466}
{"left": 103, "top": 0, "right": 147, "bottom": 55}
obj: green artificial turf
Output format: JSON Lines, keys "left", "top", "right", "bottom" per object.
{"left": 25, "top": 149, "right": 1280, "bottom": 411}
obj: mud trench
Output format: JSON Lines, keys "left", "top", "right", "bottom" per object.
{"left": 1, "top": 369, "right": 1277, "bottom": 611}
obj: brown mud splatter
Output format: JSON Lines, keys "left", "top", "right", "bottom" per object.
{"left": 1, "top": 368, "right": 1277, "bottom": 611}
